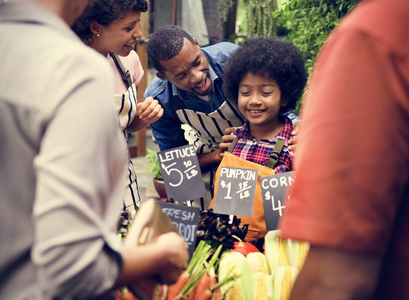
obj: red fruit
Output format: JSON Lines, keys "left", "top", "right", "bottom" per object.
{"left": 231, "top": 235, "right": 260, "bottom": 256}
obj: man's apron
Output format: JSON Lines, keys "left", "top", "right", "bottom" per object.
{"left": 114, "top": 83, "right": 141, "bottom": 215}
{"left": 175, "top": 99, "right": 245, "bottom": 209}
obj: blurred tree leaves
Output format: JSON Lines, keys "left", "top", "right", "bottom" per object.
{"left": 275, "top": 0, "right": 359, "bottom": 112}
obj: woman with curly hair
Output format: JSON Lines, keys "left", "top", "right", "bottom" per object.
{"left": 72, "top": 0, "right": 163, "bottom": 215}
{"left": 213, "top": 38, "right": 307, "bottom": 244}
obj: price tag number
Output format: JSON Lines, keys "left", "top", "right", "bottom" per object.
{"left": 183, "top": 160, "right": 198, "bottom": 180}
{"left": 220, "top": 180, "right": 252, "bottom": 200}
{"left": 264, "top": 191, "right": 286, "bottom": 216}
{"left": 162, "top": 160, "right": 199, "bottom": 187}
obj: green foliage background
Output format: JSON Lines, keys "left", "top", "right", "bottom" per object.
{"left": 234, "top": 0, "right": 359, "bottom": 113}
{"left": 276, "top": 0, "right": 359, "bottom": 74}
{"left": 146, "top": 148, "right": 163, "bottom": 180}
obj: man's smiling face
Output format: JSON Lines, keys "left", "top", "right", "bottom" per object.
{"left": 157, "top": 38, "right": 213, "bottom": 96}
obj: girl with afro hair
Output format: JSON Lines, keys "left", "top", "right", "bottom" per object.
{"left": 212, "top": 38, "right": 307, "bottom": 244}
{"left": 222, "top": 37, "right": 307, "bottom": 173}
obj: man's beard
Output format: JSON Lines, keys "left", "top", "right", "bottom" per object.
{"left": 193, "top": 75, "right": 213, "bottom": 96}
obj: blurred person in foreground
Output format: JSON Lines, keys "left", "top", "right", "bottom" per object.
{"left": 0, "top": 0, "right": 188, "bottom": 299}
{"left": 278, "top": 0, "right": 409, "bottom": 299}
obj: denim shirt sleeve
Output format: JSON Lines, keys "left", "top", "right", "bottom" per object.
{"left": 281, "top": 109, "right": 301, "bottom": 124}
{"left": 144, "top": 77, "right": 188, "bottom": 151}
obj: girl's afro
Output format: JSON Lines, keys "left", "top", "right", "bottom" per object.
{"left": 223, "top": 38, "right": 307, "bottom": 110}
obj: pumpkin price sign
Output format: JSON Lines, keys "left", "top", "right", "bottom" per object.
{"left": 214, "top": 166, "right": 258, "bottom": 217}
{"left": 260, "top": 171, "right": 295, "bottom": 231}
{"left": 158, "top": 144, "right": 206, "bottom": 203}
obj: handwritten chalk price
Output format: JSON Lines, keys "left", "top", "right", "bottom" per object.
{"left": 183, "top": 160, "right": 198, "bottom": 179}
{"left": 161, "top": 162, "right": 183, "bottom": 187}
{"left": 214, "top": 167, "right": 258, "bottom": 217}
{"left": 238, "top": 181, "right": 252, "bottom": 199}
{"left": 158, "top": 145, "right": 206, "bottom": 203}
{"left": 264, "top": 190, "right": 286, "bottom": 217}
{"left": 260, "top": 171, "right": 294, "bottom": 230}
{"left": 220, "top": 181, "right": 232, "bottom": 199}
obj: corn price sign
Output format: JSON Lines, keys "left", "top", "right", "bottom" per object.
{"left": 260, "top": 171, "right": 295, "bottom": 230}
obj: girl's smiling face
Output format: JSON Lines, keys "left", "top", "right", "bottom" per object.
{"left": 91, "top": 11, "right": 142, "bottom": 57}
{"left": 238, "top": 72, "right": 288, "bottom": 136}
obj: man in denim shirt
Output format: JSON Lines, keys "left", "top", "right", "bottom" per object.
{"left": 144, "top": 25, "right": 298, "bottom": 208}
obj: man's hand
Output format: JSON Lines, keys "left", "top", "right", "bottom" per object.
{"left": 219, "top": 126, "right": 237, "bottom": 158}
{"left": 137, "top": 96, "right": 164, "bottom": 124}
{"left": 197, "top": 150, "right": 223, "bottom": 173}
{"left": 197, "top": 126, "right": 237, "bottom": 172}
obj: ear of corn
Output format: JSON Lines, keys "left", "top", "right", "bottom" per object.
{"left": 265, "top": 230, "right": 310, "bottom": 272}
{"left": 216, "top": 231, "right": 308, "bottom": 300}
{"left": 264, "top": 230, "right": 279, "bottom": 274}
{"left": 218, "top": 251, "right": 253, "bottom": 300}
{"left": 277, "top": 236, "right": 291, "bottom": 266}
{"left": 264, "top": 230, "right": 309, "bottom": 300}
{"left": 271, "top": 266, "right": 299, "bottom": 300}
{"left": 264, "top": 230, "right": 288, "bottom": 273}
{"left": 218, "top": 251, "right": 242, "bottom": 299}
{"left": 251, "top": 271, "right": 273, "bottom": 300}
{"left": 247, "top": 252, "right": 269, "bottom": 275}
{"left": 290, "top": 239, "right": 310, "bottom": 271}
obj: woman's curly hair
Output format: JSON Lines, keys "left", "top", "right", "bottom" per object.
{"left": 223, "top": 38, "right": 307, "bottom": 110}
{"left": 72, "top": 0, "right": 148, "bottom": 45}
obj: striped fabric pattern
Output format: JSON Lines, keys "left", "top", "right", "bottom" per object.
{"left": 176, "top": 100, "right": 245, "bottom": 153}
{"left": 114, "top": 83, "right": 141, "bottom": 212}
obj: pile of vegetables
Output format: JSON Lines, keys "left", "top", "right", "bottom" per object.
{"left": 117, "top": 209, "right": 309, "bottom": 300}
{"left": 155, "top": 240, "right": 238, "bottom": 300}
{"left": 153, "top": 210, "right": 245, "bottom": 300}
{"left": 195, "top": 209, "right": 248, "bottom": 249}
{"left": 216, "top": 230, "right": 309, "bottom": 300}
{"left": 155, "top": 209, "right": 309, "bottom": 300}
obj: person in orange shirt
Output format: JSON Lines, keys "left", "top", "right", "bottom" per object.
{"left": 279, "top": 0, "right": 409, "bottom": 299}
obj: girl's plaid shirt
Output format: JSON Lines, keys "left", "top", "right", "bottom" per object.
{"left": 231, "top": 116, "right": 293, "bottom": 174}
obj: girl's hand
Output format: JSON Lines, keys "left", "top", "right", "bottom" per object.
{"left": 137, "top": 97, "right": 164, "bottom": 124}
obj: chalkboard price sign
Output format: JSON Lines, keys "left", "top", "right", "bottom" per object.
{"left": 214, "top": 166, "right": 258, "bottom": 217}
{"left": 159, "top": 201, "right": 200, "bottom": 258}
{"left": 260, "top": 171, "right": 295, "bottom": 231}
{"left": 158, "top": 144, "right": 206, "bottom": 203}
